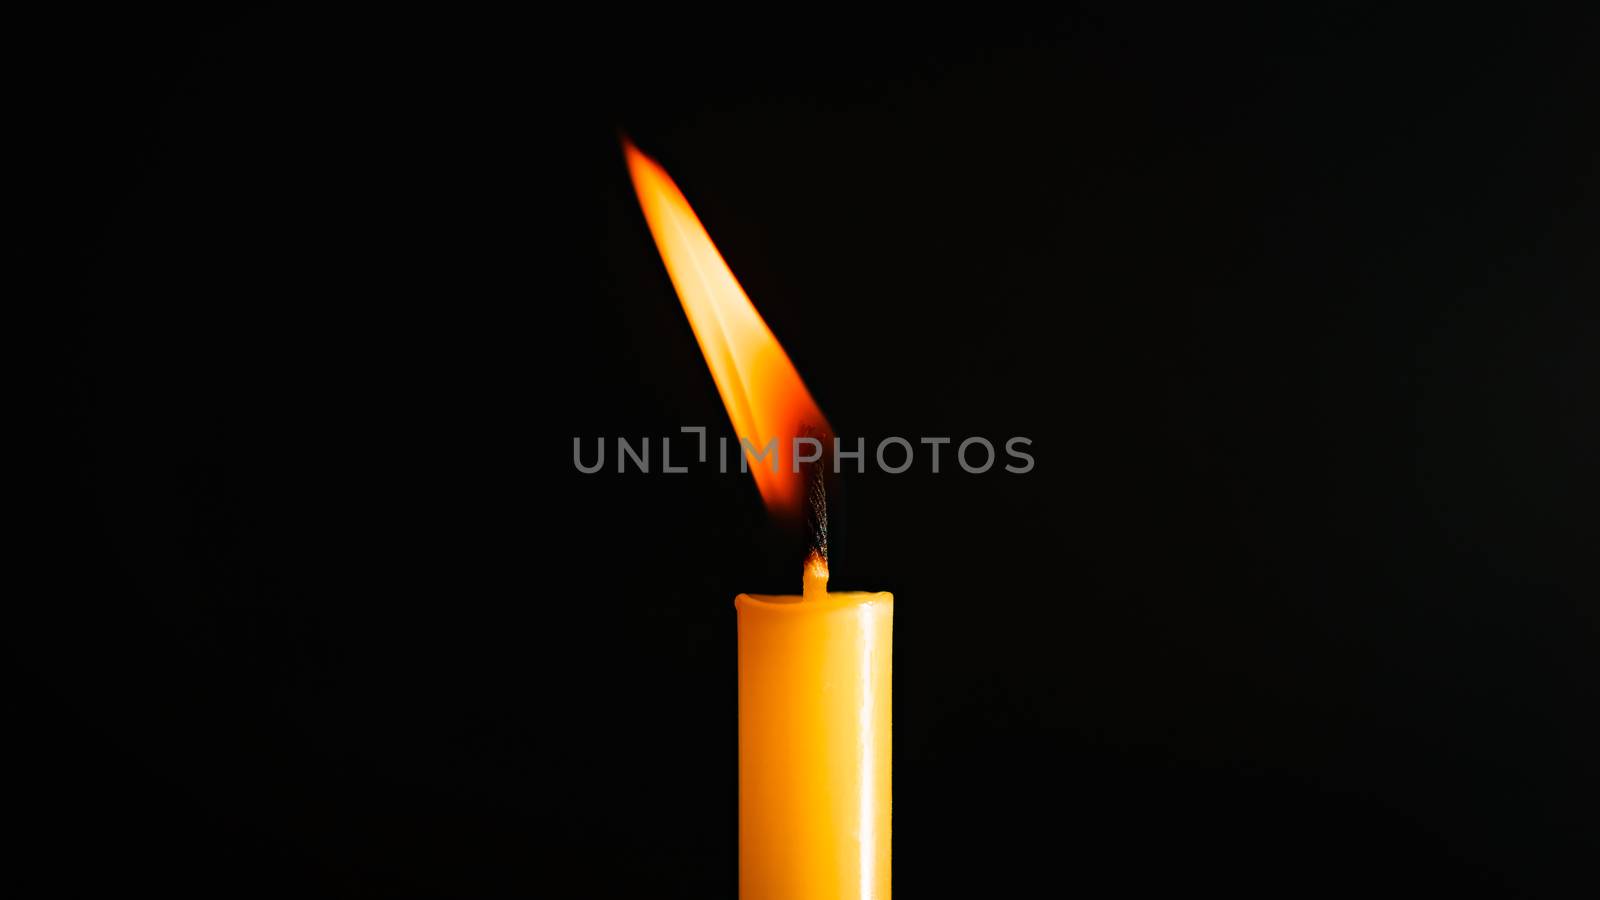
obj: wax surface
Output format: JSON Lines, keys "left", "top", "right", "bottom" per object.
{"left": 736, "top": 590, "right": 892, "bottom": 900}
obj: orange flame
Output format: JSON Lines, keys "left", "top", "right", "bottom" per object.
{"left": 624, "top": 138, "right": 830, "bottom": 521}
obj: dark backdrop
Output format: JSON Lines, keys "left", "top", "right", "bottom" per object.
{"left": 27, "top": 7, "right": 1600, "bottom": 897}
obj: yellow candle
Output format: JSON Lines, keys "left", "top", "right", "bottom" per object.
{"left": 623, "top": 137, "right": 893, "bottom": 898}
{"left": 737, "top": 559, "right": 892, "bottom": 900}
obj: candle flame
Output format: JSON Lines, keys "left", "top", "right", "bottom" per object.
{"left": 623, "top": 137, "right": 831, "bottom": 521}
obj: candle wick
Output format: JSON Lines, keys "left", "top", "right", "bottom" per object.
{"left": 806, "top": 462, "right": 828, "bottom": 563}
{"left": 803, "top": 424, "right": 829, "bottom": 600}
{"left": 804, "top": 549, "right": 829, "bottom": 601}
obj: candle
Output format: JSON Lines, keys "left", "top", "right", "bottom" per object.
{"left": 624, "top": 138, "right": 893, "bottom": 899}
{"left": 738, "top": 560, "right": 892, "bottom": 899}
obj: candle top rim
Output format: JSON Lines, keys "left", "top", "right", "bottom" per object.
{"left": 736, "top": 591, "right": 893, "bottom": 613}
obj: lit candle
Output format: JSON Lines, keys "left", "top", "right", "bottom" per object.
{"left": 625, "top": 139, "right": 893, "bottom": 899}
{"left": 738, "top": 559, "right": 892, "bottom": 899}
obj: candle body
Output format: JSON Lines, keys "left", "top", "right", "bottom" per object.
{"left": 736, "top": 590, "right": 892, "bottom": 900}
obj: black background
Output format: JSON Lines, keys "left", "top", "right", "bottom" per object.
{"left": 26, "top": 7, "right": 1600, "bottom": 897}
